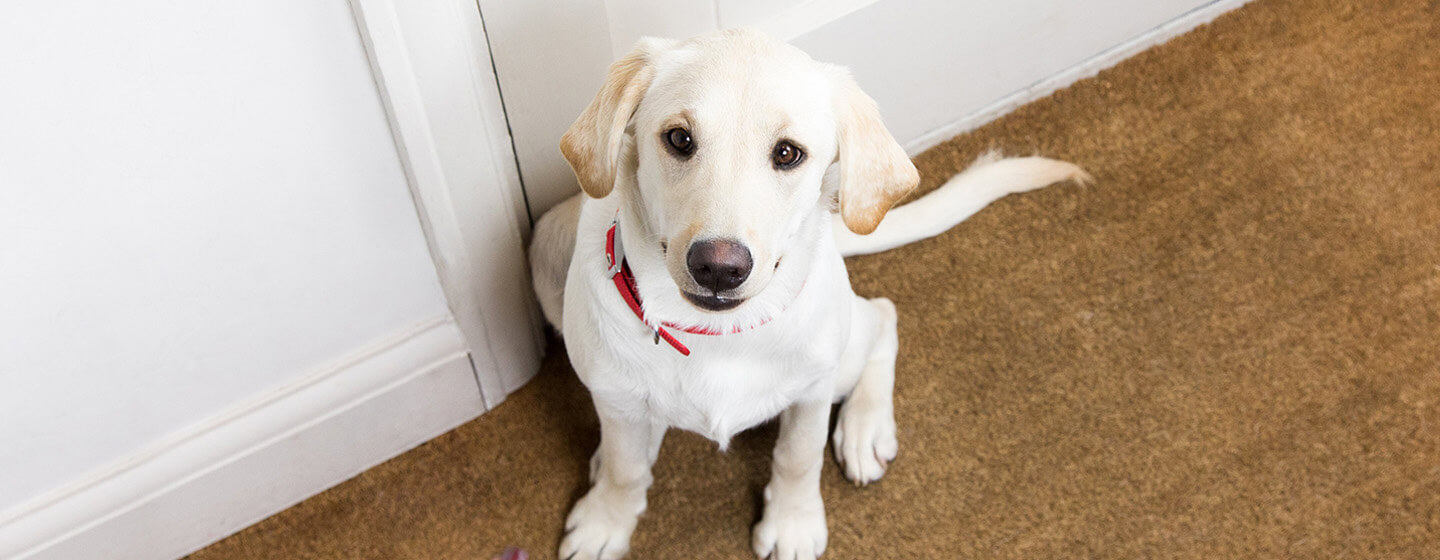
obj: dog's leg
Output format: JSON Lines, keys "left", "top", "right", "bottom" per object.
{"left": 753, "top": 397, "right": 831, "bottom": 560}
{"left": 589, "top": 418, "right": 665, "bottom": 484}
{"left": 560, "top": 409, "right": 664, "bottom": 560}
{"left": 831, "top": 296, "right": 899, "bottom": 485}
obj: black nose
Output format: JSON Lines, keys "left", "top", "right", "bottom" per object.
{"left": 686, "top": 239, "right": 753, "bottom": 293}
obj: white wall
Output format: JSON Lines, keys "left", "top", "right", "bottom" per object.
{"left": 478, "top": 0, "right": 616, "bottom": 223}
{"left": 0, "top": 0, "right": 451, "bottom": 517}
{"left": 790, "top": 0, "right": 1215, "bottom": 149}
{"left": 482, "top": 0, "right": 1232, "bottom": 219}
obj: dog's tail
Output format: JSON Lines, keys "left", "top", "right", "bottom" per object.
{"left": 833, "top": 152, "right": 1091, "bottom": 257}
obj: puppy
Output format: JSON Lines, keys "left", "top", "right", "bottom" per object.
{"left": 529, "top": 29, "right": 1088, "bottom": 560}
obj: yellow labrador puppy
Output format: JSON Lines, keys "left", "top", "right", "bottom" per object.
{"left": 530, "top": 29, "right": 1087, "bottom": 560}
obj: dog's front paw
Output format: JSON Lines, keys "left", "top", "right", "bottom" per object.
{"left": 559, "top": 490, "right": 640, "bottom": 560}
{"left": 752, "top": 493, "right": 827, "bottom": 559}
{"left": 831, "top": 396, "right": 898, "bottom": 486}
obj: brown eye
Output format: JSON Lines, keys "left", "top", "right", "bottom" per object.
{"left": 664, "top": 127, "right": 694, "bottom": 157}
{"left": 772, "top": 140, "right": 803, "bottom": 169}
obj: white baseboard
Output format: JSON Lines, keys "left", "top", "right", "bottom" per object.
{"left": 0, "top": 316, "right": 487, "bottom": 560}
{"left": 902, "top": 0, "right": 1254, "bottom": 154}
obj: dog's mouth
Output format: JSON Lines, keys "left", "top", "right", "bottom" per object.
{"left": 682, "top": 291, "right": 746, "bottom": 312}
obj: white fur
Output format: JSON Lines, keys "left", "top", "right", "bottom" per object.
{"left": 529, "top": 30, "right": 1086, "bottom": 560}
{"left": 833, "top": 151, "right": 1092, "bottom": 256}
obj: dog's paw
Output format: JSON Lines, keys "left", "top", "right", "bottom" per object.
{"left": 752, "top": 493, "right": 827, "bottom": 560}
{"left": 831, "top": 396, "right": 898, "bottom": 486}
{"left": 558, "top": 490, "right": 640, "bottom": 560}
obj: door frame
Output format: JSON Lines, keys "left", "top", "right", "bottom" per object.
{"left": 351, "top": 0, "right": 544, "bottom": 408}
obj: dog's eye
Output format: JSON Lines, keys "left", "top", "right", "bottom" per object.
{"left": 664, "top": 127, "right": 694, "bottom": 157}
{"left": 772, "top": 140, "right": 804, "bottom": 169}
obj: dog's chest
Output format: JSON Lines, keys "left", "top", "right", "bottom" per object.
{"left": 635, "top": 345, "right": 823, "bottom": 446}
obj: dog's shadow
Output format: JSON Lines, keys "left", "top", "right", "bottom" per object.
{"left": 522, "top": 335, "right": 602, "bottom": 507}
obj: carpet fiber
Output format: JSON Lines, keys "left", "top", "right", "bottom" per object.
{"left": 191, "top": 0, "right": 1440, "bottom": 557}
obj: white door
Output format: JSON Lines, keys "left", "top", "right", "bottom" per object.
{"left": 478, "top": 0, "right": 1248, "bottom": 219}
{"left": 0, "top": 1, "right": 540, "bottom": 558}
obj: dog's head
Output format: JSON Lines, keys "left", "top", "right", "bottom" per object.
{"left": 561, "top": 30, "right": 917, "bottom": 314}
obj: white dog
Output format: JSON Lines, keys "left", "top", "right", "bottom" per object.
{"left": 529, "top": 30, "right": 1088, "bottom": 560}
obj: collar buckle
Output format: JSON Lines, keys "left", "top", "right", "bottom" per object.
{"left": 606, "top": 218, "right": 625, "bottom": 279}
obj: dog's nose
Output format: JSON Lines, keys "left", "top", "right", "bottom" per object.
{"left": 686, "top": 239, "right": 752, "bottom": 293}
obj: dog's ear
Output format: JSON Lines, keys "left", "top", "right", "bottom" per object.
{"left": 560, "top": 39, "right": 670, "bottom": 199}
{"left": 830, "top": 68, "right": 920, "bottom": 234}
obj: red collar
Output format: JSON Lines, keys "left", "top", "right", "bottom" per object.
{"left": 605, "top": 218, "right": 779, "bottom": 356}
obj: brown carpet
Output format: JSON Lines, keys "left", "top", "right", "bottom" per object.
{"left": 190, "top": 0, "right": 1440, "bottom": 557}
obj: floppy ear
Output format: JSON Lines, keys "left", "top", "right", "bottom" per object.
{"left": 560, "top": 39, "right": 669, "bottom": 198}
{"left": 830, "top": 68, "right": 921, "bottom": 234}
